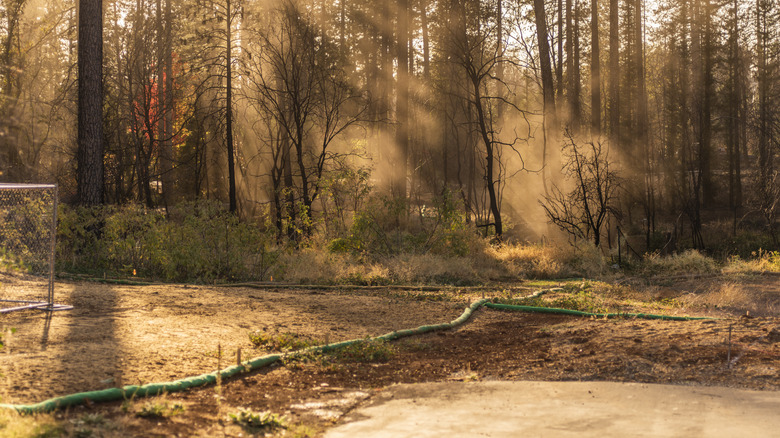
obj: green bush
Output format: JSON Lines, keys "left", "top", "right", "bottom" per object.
{"left": 57, "top": 201, "right": 279, "bottom": 282}
{"left": 337, "top": 191, "right": 475, "bottom": 258}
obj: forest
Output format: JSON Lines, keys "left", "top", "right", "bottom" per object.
{"left": 0, "top": 0, "right": 778, "bottom": 276}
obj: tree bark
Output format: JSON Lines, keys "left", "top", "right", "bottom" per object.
{"left": 699, "top": 0, "right": 714, "bottom": 205}
{"left": 608, "top": 0, "right": 619, "bottom": 140}
{"left": 571, "top": 0, "right": 581, "bottom": 128}
{"left": 534, "top": 0, "right": 558, "bottom": 196}
{"left": 77, "top": 0, "right": 104, "bottom": 206}
{"left": 395, "top": 0, "right": 409, "bottom": 200}
{"left": 226, "top": 0, "right": 237, "bottom": 213}
{"left": 591, "top": 0, "right": 601, "bottom": 136}
{"left": 565, "top": 0, "right": 573, "bottom": 122}
{"left": 557, "top": 0, "right": 564, "bottom": 103}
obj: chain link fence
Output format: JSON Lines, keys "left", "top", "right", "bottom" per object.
{"left": 0, "top": 183, "right": 67, "bottom": 312}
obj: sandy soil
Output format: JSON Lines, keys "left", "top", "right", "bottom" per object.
{"left": 0, "top": 275, "right": 778, "bottom": 437}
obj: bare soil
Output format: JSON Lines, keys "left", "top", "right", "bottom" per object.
{"left": 1, "top": 275, "right": 778, "bottom": 437}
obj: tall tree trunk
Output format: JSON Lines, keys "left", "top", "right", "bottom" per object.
{"left": 571, "top": 0, "right": 581, "bottom": 129}
{"left": 700, "top": 0, "right": 714, "bottom": 205}
{"left": 421, "top": 0, "right": 430, "bottom": 78}
{"left": 77, "top": 0, "right": 104, "bottom": 206}
{"left": 557, "top": 0, "right": 564, "bottom": 103}
{"left": 226, "top": 0, "right": 237, "bottom": 213}
{"left": 395, "top": 0, "right": 409, "bottom": 200}
{"left": 727, "top": 0, "right": 741, "bottom": 214}
{"left": 608, "top": 0, "right": 619, "bottom": 140}
{"left": 156, "top": 0, "right": 172, "bottom": 209}
{"left": 164, "top": 0, "right": 173, "bottom": 204}
{"left": 471, "top": 77, "right": 502, "bottom": 238}
{"left": 732, "top": 0, "right": 742, "bottom": 214}
{"left": 496, "top": 0, "right": 504, "bottom": 118}
{"left": 282, "top": 137, "right": 296, "bottom": 241}
{"left": 565, "top": 0, "right": 573, "bottom": 123}
{"left": 339, "top": 0, "right": 346, "bottom": 51}
{"left": 533, "top": 0, "right": 558, "bottom": 195}
{"left": 634, "top": 0, "right": 651, "bottom": 246}
{"left": 591, "top": 0, "right": 601, "bottom": 136}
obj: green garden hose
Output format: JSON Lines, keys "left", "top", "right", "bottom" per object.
{"left": 484, "top": 302, "right": 713, "bottom": 321}
{"left": 0, "top": 297, "right": 711, "bottom": 414}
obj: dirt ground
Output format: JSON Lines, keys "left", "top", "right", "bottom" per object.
{"left": 0, "top": 274, "right": 779, "bottom": 437}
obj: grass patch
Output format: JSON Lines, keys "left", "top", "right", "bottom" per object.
{"left": 723, "top": 250, "right": 780, "bottom": 275}
{"left": 490, "top": 243, "right": 604, "bottom": 279}
{"left": 328, "top": 338, "right": 396, "bottom": 363}
{"left": 638, "top": 250, "right": 719, "bottom": 277}
{"left": 248, "top": 331, "right": 319, "bottom": 352}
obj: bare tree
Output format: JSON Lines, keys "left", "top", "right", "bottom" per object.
{"left": 541, "top": 131, "right": 621, "bottom": 246}
{"left": 244, "top": 0, "right": 367, "bottom": 238}
{"left": 448, "top": 0, "right": 529, "bottom": 240}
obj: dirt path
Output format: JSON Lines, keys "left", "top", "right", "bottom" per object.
{"left": 0, "top": 276, "right": 778, "bottom": 437}
{"left": 0, "top": 279, "right": 464, "bottom": 404}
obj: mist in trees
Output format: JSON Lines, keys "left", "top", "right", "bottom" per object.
{"left": 4, "top": 0, "right": 780, "bottom": 252}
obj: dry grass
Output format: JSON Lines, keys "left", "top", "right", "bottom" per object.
{"left": 0, "top": 410, "right": 62, "bottom": 438}
{"left": 277, "top": 241, "right": 780, "bottom": 288}
{"left": 276, "top": 241, "right": 607, "bottom": 285}
{"left": 278, "top": 249, "right": 391, "bottom": 285}
{"left": 679, "top": 282, "right": 778, "bottom": 317}
{"left": 722, "top": 250, "right": 780, "bottom": 275}
{"left": 489, "top": 242, "right": 604, "bottom": 279}
{"left": 639, "top": 250, "right": 719, "bottom": 276}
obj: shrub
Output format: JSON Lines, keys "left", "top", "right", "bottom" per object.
{"left": 229, "top": 409, "right": 287, "bottom": 432}
{"left": 57, "top": 201, "right": 279, "bottom": 282}
{"left": 339, "top": 192, "right": 476, "bottom": 258}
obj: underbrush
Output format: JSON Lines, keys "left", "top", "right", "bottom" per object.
{"left": 53, "top": 199, "right": 780, "bottom": 286}
{"left": 55, "top": 199, "right": 611, "bottom": 284}
{"left": 637, "top": 250, "right": 719, "bottom": 277}
{"left": 57, "top": 201, "right": 278, "bottom": 282}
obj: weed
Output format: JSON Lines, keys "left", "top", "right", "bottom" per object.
{"left": 289, "top": 424, "right": 318, "bottom": 438}
{"left": 249, "top": 331, "right": 319, "bottom": 352}
{"left": 67, "top": 413, "right": 113, "bottom": 438}
{"left": 125, "top": 400, "right": 185, "bottom": 418}
{"left": 30, "top": 423, "right": 64, "bottom": 438}
{"left": 282, "top": 350, "right": 332, "bottom": 370}
{"left": 330, "top": 338, "right": 396, "bottom": 363}
{"left": 73, "top": 413, "right": 105, "bottom": 427}
{"left": 0, "top": 328, "right": 16, "bottom": 350}
{"left": 229, "top": 408, "right": 287, "bottom": 432}
{"left": 399, "top": 338, "right": 432, "bottom": 352}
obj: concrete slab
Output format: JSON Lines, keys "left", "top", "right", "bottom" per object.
{"left": 324, "top": 381, "right": 780, "bottom": 438}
